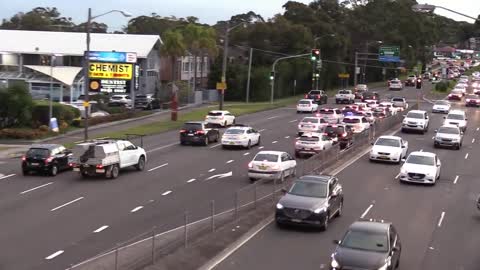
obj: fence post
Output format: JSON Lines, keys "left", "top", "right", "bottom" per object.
{"left": 254, "top": 182, "right": 257, "bottom": 209}
{"left": 211, "top": 200, "right": 215, "bottom": 232}
{"left": 184, "top": 211, "right": 188, "bottom": 248}
{"left": 234, "top": 191, "right": 239, "bottom": 220}
{"left": 114, "top": 244, "right": 119, "bottom": 270}
{"left": 151, "top": 227, "right": 156, "bottom": 265}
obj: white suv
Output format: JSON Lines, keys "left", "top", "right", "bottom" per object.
{"left": 205, "top": 110, "right": 236, "bottom": 127}
{"left": 398, "top": 151, "right": 441, "bottom": 185}
{"left": 443, "top": 110, "right": 467, "bottom": 132}
{"left": 317, "top": 108, "right": 344, "bottom": 124}
{"left": 342, "top": 116, "right": 370, "bottom": 133}
{"left": 402, "top": 110, "right": 429, "bottom": 134}
{"left": 297, "top": 117, "right": 328, "bottom": 136}
{"left": 296, "top": 99, "right": 319, "bottom": 113}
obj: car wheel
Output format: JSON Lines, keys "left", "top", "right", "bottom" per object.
{"left": 295, "top": 152, "right": 301, "bottom": 158}
{"left": 291, "top": 167, "right": 296, "bottom": 177}
{"left": 336, "top": 200, "right": 343, "bottom": 217}
{"left": 246, "top": 140, "right": 251, "bottom": 149}
{"left": 203, "top": 137, "right": 209, "bottom": 146}
{"left": 135, "top": 156, "right": 145, "bottom": 171}
{"left": 224, "top": 121, "right": 228, "bottom": 127}
{"left": 280, "top": 171, "right": 285, "bottom": 182}
{"left": 321, "top": 214, "right": 329, "bottom": 231}
{"left": 257, "top": 136, "right": 261, "bottom": 146}
{"left": 111, "top": 164, "right": 119, "bottom": 179}
{"left": 249, "top": 177, "right": 257, "bottom": 183}
{"left": 395, "top": 258, "right": 400, "bottom": 269}
{"left": 50, "top": 165, "right": 58, "bottom": 177}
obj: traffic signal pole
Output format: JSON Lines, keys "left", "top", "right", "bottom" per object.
{"left": 270, "top": 53, "right": 310, "bottom": 104}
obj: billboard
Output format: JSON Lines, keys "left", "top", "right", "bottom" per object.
{"left": 89, "top": 79, "right": 131, "bottom": 93}
{"left": 379, "top": 46, "right": 400, "bottom": 62}
{"left": 87, "top": 51, "right": 137, "bottom": 63}
{"left": 89, "top": 62, "right": 133, "bottom": 80}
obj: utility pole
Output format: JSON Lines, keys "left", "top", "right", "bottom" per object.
{"left": 83, "top": 7, "right": 91, "bottom": 142}
{"left": 354, "top": 51, "right": 358, "bottom": 87}
{"left": 245, "top": 47, "right": 253, "bottom": 103}
{"left": 219, "top": 21, "right": 230, "bottom": 110}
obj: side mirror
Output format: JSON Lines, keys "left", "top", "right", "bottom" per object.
{"left": 333, "top": 240, "right": 340, "bottom": 245}
{"left": 437, "top": 163, "right": 441, "bottom": 167}
{"left": 401, "top": 158, "right": 406, "bottom": 162}
{"left": 401, "top": 145, "right": 406, "bottom": 148}
{"left": 371, "top": 142, "right": 374, "bottom": 145}
{"left": 392, "top": 246, "right": 399, "bottom": 252}
{"left": 434, "top": 129, "right": 438, "bottom": 133}
{"left": 443, "top": 116, "right": 446, "bottom": 119}
{"left": 465, "top": 118, "right": 468, "bottom": 121}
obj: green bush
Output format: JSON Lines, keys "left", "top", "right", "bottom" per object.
{"left": 32, "top": 101, "right": 80, "bottom": 127}
{"left": 72, "top": 111, "right": 136, "bottom": 127}
{"left": 0, "top": 128, "right": 48, "bottom": 139}
{"left": 0, "top": 84, "right": 34, "bottom": 128}
{"left": 435, "top": 81, "right": 448, "bottom": 92}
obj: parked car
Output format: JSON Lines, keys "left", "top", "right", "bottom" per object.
{"left": 108, "top": 94, "right": 132, "bottom": 108}
{"left": 135, "top": 94, "right": 161, "bottom": 110}
{"left": 22, "top": 144, "right": 72, "bottom": 176}
{"left": 304, "top": 90, "right": 328, "bottom": 104}
{"left": 179, "top": 121, "right": 220, "bottom": 146}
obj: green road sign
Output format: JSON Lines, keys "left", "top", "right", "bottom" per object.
{"left": 379, "top": 46, "right": 400, "bottom": 62}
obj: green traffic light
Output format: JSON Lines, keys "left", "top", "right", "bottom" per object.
{"left": 311, "top": 56, "right": 316, "bottom": 61}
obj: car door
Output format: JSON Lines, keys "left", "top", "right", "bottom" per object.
{"left": 435, "top": 155, "right": 441, "bottom": 177}
{"left": 401, "top": 139, "right": 408, "bottom": 157}
{"left": 252, "top": 129, "right": 260, "bottom": 144}
{"left": 286, "top": 153, "right": 296, "bottom": 173}
{"left": 390, "top": 225, "right": 401, "bottom": 267}
{"left": 117, "top": 141, "right": 132, "bottom": 167}
{"left": 56, "top": 146, "right": 69, "bottom": 170}
{"left": 362, "top": 117, "right": 370, "bottom": 130}
{"left": 424, "top": 113, "right": 429, "bottom": 127}
{"left": 328, "top": 178, "right": 340, "bottom": 216}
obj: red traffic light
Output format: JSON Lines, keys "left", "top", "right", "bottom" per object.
{"left": 313, "top": 49, "right": 320, "bottom": 55}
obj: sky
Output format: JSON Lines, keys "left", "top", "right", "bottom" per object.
{"left": 0, "top": 0, "right": 477, "bottom": 31}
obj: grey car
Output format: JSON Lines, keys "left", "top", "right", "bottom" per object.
{"left": 434, "top": 124, "right": 463, "bottom": 149}
{"left": 275, "top": 175, "right": 343, "bottom": 230}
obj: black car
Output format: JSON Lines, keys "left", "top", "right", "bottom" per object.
{"left": 331, "top": 219, "right": 401, "bottom": 270}
{"left": 324, "top": 124, "right": 354, "bottom": 149}
{"left": 305, "top": 90, "right": 328, "bottom": 105}
{"left": 22, "top": 144, "right": 72, "bottom": 176}
{"left": 362, "top": 92, "right": 380, "bottom": 102}
{"left": 179, "top": 121, "right": 220, "bottom": 146}
{"left": 135, "top": 94, "right": 161, "bottom": 110}
{"left": 276, "top": 175, "right": 343, "bottom": 230}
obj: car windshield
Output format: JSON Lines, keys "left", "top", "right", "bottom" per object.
{"left": 26, "top": 148, "right": 49, "bottom": 157}
{"left": 406, "top": 154, "right": 435, "bottom": 166}
{"left": 254, "top": 153, "right": 278, "bottom": 162}
{"left": 136, "top": 95, "right": 148, "bottom": 98}
{"left": 438, "top": 127, "right": 459, "bottom": 135}
{"left": 340, "top": 230, "right": 389, "bottom": 252}
{"left": 319, "top": 109, "right": 334, "bottom": 114}
{"left": 309, "top": 91, "right": 321, "bottom": 95}
{"left": 288, "top": 181, "right": 327, "bottom": 198}
{"left": 225, "top": 129, "right": 245, "bottom": 135}
{"left": 406, "top": 112, "right": 424, "bottom": 119}
{"left": 343, "top": 118, "right": 360, "bottom": 124}
{"left": 183, "top": 123, "right": 203, "bottom": 130}
{"left": 451, "top": 90, "right": 462, "bottom": 95}
{"left": 392, "top": 98, "right": 404, "bottom": 102}
{"left": 446, "top": 114, "right": 464, "bottom": 120}
{"left": 434, "top": 101, "right": 449, "bottom": 105}
{"left": 302, "top": 117, "right": 319, "bottom": 124}
{"left": 375, "top": 138, "right": 400, "bottom": 147}
{"left": 208, "top": 112, "right": 223, "bottom": 116}
{"left": 299, "top": 100, "right": 311, "bottom": 105}
{"left": 339, "top": 90, "right": 350, "bottom": 94}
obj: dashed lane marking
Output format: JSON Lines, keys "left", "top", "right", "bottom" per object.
{"left": 147, "top": 142, "right": 177, "bottom": 153}
{"left": 244, "top": 152, "right": 250, "bottom": 156}
{"left": 162, "top": 190, "right": 172, "bottom": 196}
{"left": 289, "top": 119, "right": 298, "bottom": 123}
{"left": 395, "top": 173, "right": 400, "bottom": 179}
{"left": 20, "top": 182, "right": 53, "bottom": 195}
{"left": 438, "top": 211, "right": 445, "bottom": 227}
{"left": 267, "top": 116, "right": 278, "bottom": 120}
{"left": 226, "top": 160, "right": 234, "bottom": 164}
{"left": 148, "top": 163, "right": 169, "bottom": 172}
{"left": 360, "top": 204, "right": 374, "bottom": 219}
{"left": 45, "top": 250, "right": 64, "bottom": 260}
{"left": 259, "top": 129, "right": 266, "bottom": 132}
{"left": 453, "top": 175, "right": 459, "bottom": 184}
{"left": 285, "top": 136, "right": 290, "bottom": 139}
{"left": 272, "top": 141, "right": 278, "bottom": 144}
{"left": 473, "top": 139, "right": 476, "bottom": 143}
{"left": 0, "top": 174, "right": 15, "bottom": 180}
{"left": 50, "top": 197, "right": 84, "bottom": 212}
{"left": 208, "top": 168, "right": 216, "bottom": 172}
{"left": 465, "top": 153, "right": 469, "bottom": 159}
{"left": 209, "top": 144, "right": 221, "bottom": 148}
{"left": 258, "top": 146, "right": 264, "bottom": 150}
{"left": 93, "top": 225, "right": 109, "bottom": 233}
{"left": 187, "top": 178, "right": 196, "bottom": 183}
{"left": 130, "top": 206, "right": 144, "bottom": 213}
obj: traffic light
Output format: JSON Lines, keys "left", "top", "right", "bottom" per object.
{"left": 311, "top": 49, "right": 320, "bottom": 61}
{"left": 416, "top": 78, "right": 422, "bottom": 89}
{"left": 269, "top": 71, "right": 275, "bottom": 80}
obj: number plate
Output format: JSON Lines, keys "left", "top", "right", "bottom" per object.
{"left": 31, "top": 163, "right": 39, "bottom": 166}
{"left": 229, "top": 142, "right": 235, "bottom": 145}
{"left": 259, "top": 165, "right": 267, "bottom": 170}
{"left": 73, "top": 168, "right": 80, "bottom": 172}
{"left": 187, "top": 134, "right": 194, "bottom": 136}
{"left": 291, "top": 219, "right": 302, "bottom": 223}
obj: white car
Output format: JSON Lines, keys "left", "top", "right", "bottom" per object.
{"left": 453, "top": 86, "right": 467, "bottom": 96}
{"left": 389, "top": 79, "right": 403, "bottom": 90}
{"left": 434, "top": 124, "right": 463, "bottom": 149}
{"left": 354, "top": 102, "right": 370, "bottom": 112}
{"left": 317, "top": 108, "right": 344, "bottom": 124}
{"left": 401, "top": 110, "right": 429, "bottom": 133}
{"left": 108, "top": 94, "right": 132, "bottom": 108}
{"left": 369, "top": 136, "right": 408, "bottom": 163}
{"left": 296, "top": 99, "right": 319, "bottom": 113}
{"left": 248, "top": 151, "right": 297, "bottom": 182}
{"left": 342, "top": 116, "right": 370, "bottom": 133}
{"left": 294, "top": 132, "right": 334, "bottom": 158}
{"left": 221, "top": 125, "right": 260, "bottom": 149}
{"left": 391, "top": 97, "right": 408, "bottom": 111}
{"left": 362, "top": 111, "right": 376, "bottom": 124}
{"left": 432, "top": 100, "right": 451, "bottom": 114}
{"left": 443, "top": 110, "right": 467, "bottom": 132}
{"left": 298, "top": 117, "right": 328, "bottom": 136}
{"left": 398, "top": 151, "right": 441, "bottom": 185}
{"left": 365, "top": 100, "right": 379, "bottom": 108}
{"left": 205, "top": 110, "right": 236, "bottom": 127}
{"left": 379, "top": 102, "right": 399, "bottom": 115}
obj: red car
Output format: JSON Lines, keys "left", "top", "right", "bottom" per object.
{"left": 448, "top": 90, "right": 463, "bottom": 101}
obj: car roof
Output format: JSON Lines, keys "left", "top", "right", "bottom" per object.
{"left": 439, "top": 124, "right": 460, "bottom": 129}
{"left": 409, "top": 151, "right": 436, "bottom": 157}
{"left": 298, "top": 175, "right": 332, "bottom": 183}
{"left": 349, "top": 220, "right": 391, "bottom": 233}
{"left": 408, "top": 110, "right": 426, "bottom": 114}
{"left": 300, "top": 132, "right": 324, "bottom": 137}
{"left": 209, "top": 110, "right": 229, "bottom": 113}
{"left": 377, "top": 135, "right": 401, "bottom": 140}
{"left": 184, "top": 121, "right": 204, "bottom": 124}
{"left": 256, "top": 151, "right": 285, "bottom": 155}
{"left": 448, "top": 110, "right": 465, "bottom": 115}
{"left": 226, "top": 126, "right": 249, "bottom": 130}
{"left": 29, "top": 144, "right": 62, "bottom": 150}
{"left": 299, "top": 99, "right": 313, "bottom": 102}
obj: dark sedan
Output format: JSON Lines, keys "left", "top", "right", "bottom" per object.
{"left": 331, "top": 220, "right": 401, "bottom": 270}
{"left": 276, "top": 175, "right": 343, "bottom": 230}
{"left": 179, "top": 121, "right": 220, "bottom": 146}
{"left": 362, "top": 92, "right": 380, "bottom": 102}
{"left": 22, "top": 144, "right": 72, "bottom": 176}
{"left": 305, "top": 90, "right": 328, "bottom": 105}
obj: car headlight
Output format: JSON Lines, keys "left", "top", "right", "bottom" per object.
{"left": 276, "top": 203, "right": 284, "bottom": 210}
{"left": 452, "top": 138, "right": 459, "bottom": 142}
{"left": 314, "top": 204, "right": 328, "bottom": 214}
{"left": 331, "top": 255, "right": 340, "bottom": 268}
{"left": 400, "top": 167, "right": 407, "bottom": 174}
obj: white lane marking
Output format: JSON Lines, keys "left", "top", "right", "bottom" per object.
{"left": 394, "top": 173, "right": 400, "bottom": 179}
{"left": 93, "top": 225, "right": 109, "bottom": 233}
{"left": 20, "top": 182, "right": 53, "bottom": 195}
{"left": 187, "top": 178, "right": 196, "bottom": 183}
{"left": 272, "top": 141, "right": 278, "bottom": 144}
{"left": 45, "top": 250, "right": 64, "bottom": 260}
{"left": 50, "top": 197, "right": 84, "bottom": 212}
{"left": 208, "top": 168, "right": 216, "bottom": 172}
{"left": 438, "top": 211, "right": 445, "bottom": 227}
{"left": 285, "top": 136, "right": 290, "bottom": 139}
{"left": 131, "top": 206, "right": 144, "bottom": 213}
{"left": 465, "top": 153, "right": 469, "bottom": 159}
{"left": 453, "top": 175, "right": 459, "bottom": 184}
{"left": 259, "top": 129, "right": 266, "bottom": 132}
{"left": 147, "top": 142, "right": 177, "bottom": 153}
{"left": 226, "top": 160, "right": 234, "bottom": 164}
{"left": 472, "top": 139, "right": 476, "bottom": 143}
{"left": 244, "top": 152, "right": 250, "bottom": 156}
{"left": 209, "top": 144, "right": 221, "bottom": 148}
{"left": 360, "top": 204, "right": 374, "bottom": 219}
{"left": 0, "top": 174, "right": 15, "bottom": 180}
{"left": 477, "top": 127, "right": 479, "bottom": 131}
{"left": 258, "top": 146, "right": 264, "bottom": 150}
{"left": 432, "top": 136, "right": 435, "bottom": 139}
{"left": 162, "top": 190, "right": 172, "bottom": 196}
{"left": 289, "top": 119, "right": 298, "bottom": 123}
{"left": 205, "top": 171, "right": 233, "bottom": 181}
{"left": 267, "top": 116, "right": 278, "bottom": 120}
{"left": 148, "top": 163, "right": 168, "bottom": 172}
{"left": 420, "top": 149, "right": 423, "bottom": 152}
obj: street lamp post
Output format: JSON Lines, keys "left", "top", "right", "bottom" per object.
{"left": 83, "top": 8, "right": 132, "bottom": 141}
{"left": 412, "top": 4, "right": 478, "bottom": 21}
{"left": 219, "top": 22, "right": 246, "bottom": 110}
{"left": 49, "top": 55, "right": 55, "bottom": 124}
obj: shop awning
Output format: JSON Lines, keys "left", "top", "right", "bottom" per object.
{"left": 24, "top": 65, "right": 83, "bottom": 86}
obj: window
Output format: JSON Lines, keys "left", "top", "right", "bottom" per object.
{"left": 281, "top": 154, "right": 289, "bottom": 162}
{"left": 288, "top": 181, "right": 327, "bottom": 198}
{"left": 254, "top": 153, "right": 279, "bottom": 162}
{"left": 27, "top": 148, "right": 49, "bottom": 157}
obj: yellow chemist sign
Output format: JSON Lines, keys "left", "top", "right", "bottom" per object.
{"left": 89, "top": 62, "right": 133, "bottom": 80}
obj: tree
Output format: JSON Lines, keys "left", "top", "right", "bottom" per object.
{"left": 0, "top": 83, "right": 34, "bottom": 128}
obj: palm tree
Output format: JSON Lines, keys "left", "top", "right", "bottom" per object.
{"left": 182, "top": 24, "right": 203, "bottom": 92}
{"left": 198, "top": 27, "right": 218, "bottom": 89}
{"left": 161, "top": 29, "right": 186, "bottom": 120}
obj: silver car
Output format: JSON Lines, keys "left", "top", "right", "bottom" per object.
{"left": 433, "top": 124, "right": 463, "bottom": 150}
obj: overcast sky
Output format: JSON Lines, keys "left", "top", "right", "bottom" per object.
{"left": 0, "top": 0, "right": 477, "bottom": 32}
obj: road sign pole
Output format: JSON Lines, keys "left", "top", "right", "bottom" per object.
{"left": 354, "top": 51, "right": 358, "bottom": 87}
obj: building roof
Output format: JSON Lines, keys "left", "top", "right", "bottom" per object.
{"left": 0, "top": 30, "right": 162, "bottom": 58}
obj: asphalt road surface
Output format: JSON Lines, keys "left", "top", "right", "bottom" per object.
{"left": 213, "top": 87, "right": 480, "bottom": 270}
{"left": 0, "top": 83, "right": 433, "bottom": 270}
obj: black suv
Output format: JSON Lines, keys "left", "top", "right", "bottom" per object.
{"left": 276, "top": 175, "right": 343, "bottom": 230}
{"left": 305, "top": 90, "right": 328, "bottom": 105}
{"left": 362, "top": 91, "right": 380, "bottom": 102}
{"left": 324, "top": 124, "right": 354, "bottom": 149}
{"left": 135, "top": 94, "right": 161, "bottom": 110}
{"left": 22, "top": 144, "right": 72, "bottom": 176}
{"left": 180, "top": 121, "right": 220, "bottom": 146}
{"left": 331, "top": 219, "right": 401, "bottom": 270}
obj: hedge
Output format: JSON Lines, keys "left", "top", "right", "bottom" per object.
{"left": 31, "top": 101, "right": 80, "bottom": 127}
{"left": 72, "top": 111, "right": 136, "bottom": 127}
{"left": 0, "top": 128, "right": 49, "bottom": 140}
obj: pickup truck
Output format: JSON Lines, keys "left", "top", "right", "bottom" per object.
{"left": 71, "top": 139, "right": 147, "bottom": 179}
{"left": 335, "top": 90, "right": 355, "bottom": 104}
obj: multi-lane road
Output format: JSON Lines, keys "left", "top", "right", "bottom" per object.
{"left": 212, "top": 88, "right": 480, "bottom": 270}
{"left": 0, "top": 82, "right": 451, "bottom": 270}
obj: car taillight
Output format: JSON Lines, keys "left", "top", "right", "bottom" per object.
{"left": 96, "top": 164, "right": 104, "bottom": 169}
{"left": 69, "top": 162, "right": 75, "bottom": 167}
{"left": 22, "top": 156, "right": 26, "bottom": 161}
{"left": 248, "top": 162, "right": 253, "bottom": 168}
{"left": 316, "top": 95, "right": 321, "bottom": 98}
{"left": 341, "top": 133, "right": 347, "bottom": 137}
{"left": 196, "top": 130, "right": 205, "bottom": 135}
{"left": 305, "top": 94, "right": 308, "bottom": 98}
{"left": 45, "top": 156, "right": 54, "bottom": 164}
{"left": 466, "top": 99, "right": 471, "bottom": 102}
{"left": 180, "top": 129, "right": 187, "bottom": 133}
